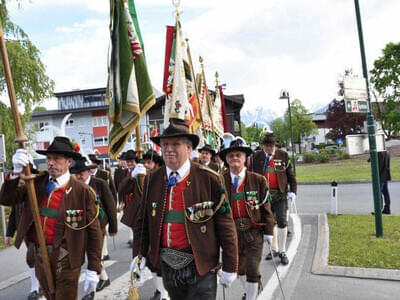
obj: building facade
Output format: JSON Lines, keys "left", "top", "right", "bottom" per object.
{"left": 29, "top": 87, "right": 244, "bottom": 160}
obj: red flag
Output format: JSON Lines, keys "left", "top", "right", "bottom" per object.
{"left": 219, "top": 85, "right": 229, "bottom": 132}
{"left": 150, "top": 126, "right": 161, "bottom": 154}
{"left": 163, "top": 25, "right": 175, "bottom": 94}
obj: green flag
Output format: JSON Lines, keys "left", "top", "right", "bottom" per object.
{"left": 106, "top": 0, "right": 155, "bottom": 158}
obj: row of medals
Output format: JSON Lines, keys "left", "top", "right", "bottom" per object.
{"left": 66, "top": 209, "right": 83, "bottom": 228}
{"left": 188, "top": 201, "right": 214, "bottom": 221}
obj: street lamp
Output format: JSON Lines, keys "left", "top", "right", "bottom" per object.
{"left": 279, "top": 90, "right": 296, "bottom": 175}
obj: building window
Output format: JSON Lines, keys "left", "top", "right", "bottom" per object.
{"left": 66, "top": 119, "right": 74, "bottom": 128}
{"left": 92, "top": 116, "right": 108, "bottom": 127}
{"left": 94, "top": 136, "right": 108, "bottom": 146}
{"left": 34, "top": 121, "right": 49, "bottom": 132}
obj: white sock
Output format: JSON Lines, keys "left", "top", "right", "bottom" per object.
{"left": 271, "top": 226, "right": 278, "bottom": 251}
{"left": 155, "top": 276, "right": 169, "bottom": 299}
{"left": 102, "top": 235, "right": 108, "bottom": 257}
{"left": 277, "top": 227, "right": 288, "bottom": 253}
{"left": 28, "top": 267, "right": 39, "bottom": 293}
{"left": 245, "top": 282, "right": 258, "bottom": 300}
{"left": 239, "top": 275, "right": 246, "bottom": 291}
{"left": 100, "top": 265, "right": 108, "bottom": 280}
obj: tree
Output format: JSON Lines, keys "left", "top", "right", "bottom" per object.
{"left": 270, "top": 117, "right": 289, "bottom": 148}
{"left": 370, "top": 42, "right": 400, "bottom": 138}
{"left": 325, "top": 99, "right": 366, "bottom": 141}
{"left": 244, "top": 123, "right": 263, "bottom": 144}
{"left": 0, "top": 2, "right": 54, "bottom": 165}
{"left": 283, "top": 99, "right": 317, "bottom": 153}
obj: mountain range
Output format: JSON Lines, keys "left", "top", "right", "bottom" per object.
{"left": 241, "top": 106, "right": 278, "bottom": 127}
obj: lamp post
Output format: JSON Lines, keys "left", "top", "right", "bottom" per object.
{"left": 354, "top": 0, "right": 382, "bottom": 237}
{"left": 280, "top": 90, "right": 296, "bottom": 175}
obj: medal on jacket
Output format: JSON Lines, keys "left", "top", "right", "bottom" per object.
{"left": 77, "top": 210, "right": 83, "bottom": 221}
{"left": 246, "top": 191, "right": 259, "bottom": 210}
{"left": 66, "top": 210, "right": 72, "bottom": 222}
{"left": 188, "top": 206, "right": 195, "bottom": 221}
{"left": 151, "top": 202, "right": 157, "bottom": 217}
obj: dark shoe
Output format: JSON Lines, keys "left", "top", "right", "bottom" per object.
{"left": 287, "top": 230, "right": 292, "bottom": 237}
{"left": 96, "top": 278, "right": 111, "bottom": 292}
{"left": 279, "top": 252, "right": 289, "bottom": 265}
{"left": 102, "top": 254, "right": 110, "bottom": 261}
{"left": 265, "top": 249, "right": 278, "bottom": 260}
{"left": 81, "top": 292, "right": 95, "bottom": 300}
{"left": 27, "top": 291, "right": 39, "bottom": 300}
{"left": 242, "top": 293, "right": 246, "bottom": 300}
{"left": 150, "top": 290, "right": 161, "bottom": 300}
{"left": 382, "top": 209, "right": 391, "bottom": 215}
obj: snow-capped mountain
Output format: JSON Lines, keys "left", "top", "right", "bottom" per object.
{"left": 241, "top": 106, "right": 278, "bottom": 127}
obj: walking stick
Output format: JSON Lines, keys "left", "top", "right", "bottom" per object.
{"left": 0, "top": 27, "right": 55, "bottom": 295}
{"left": 266, "top": 241, "right": 286, "bottom": 300}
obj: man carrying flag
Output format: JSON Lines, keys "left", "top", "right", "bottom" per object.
{"left": 106, "top": 0, "right": 156, "bottom": 158}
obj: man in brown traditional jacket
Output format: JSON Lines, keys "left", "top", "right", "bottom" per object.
{"left": 133, "top": 118, "right": 238, "bottom": 300}
{"left": 121, "top": 149, "right": 168, "bottom": 300}
{"left": 89, "top": 153, "right": 117, "bottom": 262}
{"left": 220, "top": 138, "right": 274, "bottom": 300}
{"left": 71, "top": 156, "right": 118, "bottom": 295}
{"left": 0, "top": 136, "right": 103, "bottom": 300}
{"left": 198, "top": 144, "right": 219, "bottom": 172}
{"left": 249, "top": 133, "right": 297, "bottom": 265}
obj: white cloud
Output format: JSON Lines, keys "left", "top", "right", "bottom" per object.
{"left": 9, "top": 0, "right": 400, "bottom": 117}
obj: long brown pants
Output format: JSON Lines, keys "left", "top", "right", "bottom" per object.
{"left": 35, "top": 254, "right": 81, "bottom": 300}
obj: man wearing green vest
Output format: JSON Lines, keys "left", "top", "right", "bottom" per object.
{"left": 220, "top": 138, "right": 274, "bottom": 300}
{"left": 250, "top": 133, "right": 297, "bottom": 266}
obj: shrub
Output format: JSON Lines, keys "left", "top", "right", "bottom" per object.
{"left": 318, "top": 152, "right": 330, "bottom": 163}
{"left": 338, "top": 152, "right": 350, "bottom": 160}
{"left": 303, "top": 152, "right": 317, "bottom": 163}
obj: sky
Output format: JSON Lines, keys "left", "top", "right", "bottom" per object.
{"left": 6, "top": 0, "right": 400, "bottom": 116}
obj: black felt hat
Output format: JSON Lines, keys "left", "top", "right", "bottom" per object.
{"left": 88, "top": 154, "right": 101, "bottom": 165}
{"left": 262, "top": 133, "right": 276, "bottom": 145}
{"left": 150, "top": 118, "right": 199, "bottom": 149}
{"left": 198, "top": 144, "right": 216, "bottom": 156}
{"left": 219, "top": 138, "right": 253, "bottom": 162}
{"left": 36, "top": 136, "right": 81, "bottom": 159}
{"left": 124, "top": 150, "right": 137, "bottom": 161}
{"left": 70, "top": 156, "right": 97, "bottom": 174}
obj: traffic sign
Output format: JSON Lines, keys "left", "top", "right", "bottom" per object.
{"left": 345, "top": 99, "right": 369, "bottom": 113}
{"left": 343, "top": 77, "right": 367, "bottom": 99}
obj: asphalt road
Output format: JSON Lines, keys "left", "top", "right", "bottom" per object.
{"left": 0, "top": 182, "right": 398, "bottom": 299}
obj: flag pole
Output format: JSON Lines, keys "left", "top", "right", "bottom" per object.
{"left": 0, "top": 27, "right": 55, "bottom": 295}
{"left": 199, "top": 56, "right": 218, "bottom": 146}
{"left": 185, "top": 38, "right": 204, "bottom": 130}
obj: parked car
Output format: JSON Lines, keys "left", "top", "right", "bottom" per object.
{"left": 324, "top": 145, "right": 339, "bottom": 150}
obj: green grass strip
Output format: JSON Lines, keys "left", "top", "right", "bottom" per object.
{"left": 328, "top": 214, "right": 400, "bottom": 269}
{"left": 297, "top": 157, "right": 400, "bottom": 182}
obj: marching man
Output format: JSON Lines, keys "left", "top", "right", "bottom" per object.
{"left": 250, "top": 133, "right": 297, "bottom": 265}
{"left": 70, "top": 155, "right": 118, "bottom": 296}
{"left": 0, "top": 136, "right": 103, "bottom": 300}
{"left": 198, "top": 144, "right": 219, "bottom": 172}
{"left": 219, "top": 138, "right": 275, "bottom": 300}
{"left": 133, "top": 118, "right": 238, "bottom": 300}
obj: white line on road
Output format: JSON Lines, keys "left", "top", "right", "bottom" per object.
{"left": 0, "top": 271, "right": 29, "bottom": 291}
{"left": 259, "top": 213, "right": 302, "bottom": 300}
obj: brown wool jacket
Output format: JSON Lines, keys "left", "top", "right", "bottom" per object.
{"left": 223, "top": 170, "right": 275, "bottom": 235}
{"left": 133, "top": 162, "right": 238, "bottom": 276}
{"left": 95, "top": 168, "right": 117, "bottom": 203}
{"left": 0, "top": 173, "right": 103, "bottom": 274}
{"left": 250, "top": 149, "right": 297, "bottom": 194}
{"left": 89, "top": 176, "right": 118, "bottom": 233}
{"left": 201, "top": 161, "right": 219, "bottom": 173}
{"left": 120, "top": 176, "right": 143, "bottom": 229}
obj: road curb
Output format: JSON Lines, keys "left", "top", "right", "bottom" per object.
{"left": 299, "top": 178, "right": 400, "bottom": 185}
{"left": 311, "top": 213, "right": 400, "bottom": 281}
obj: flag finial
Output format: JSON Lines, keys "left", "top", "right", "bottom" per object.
{"left": 172, "top": 0, "right": 181, "bottom": 9}
{"left": 215, "top": 72, "right": 219, "bottom": 87}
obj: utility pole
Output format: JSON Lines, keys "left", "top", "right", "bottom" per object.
{"left": 354, "top": 0, "right": 383, "bottom": 237}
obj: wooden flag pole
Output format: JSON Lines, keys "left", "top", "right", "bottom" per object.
{"left": 135, "top": 124, "right": 146, "bottom": 190}
{"left": 199, "top": 56, "right": 218, "bottom": 146}
{"left": 0, "top": 28, "right": 55, "bottom": 294}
